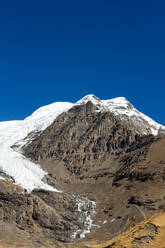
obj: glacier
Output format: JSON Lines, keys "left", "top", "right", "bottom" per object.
{"left": 0, "top": 102, "right": 73, "bottom": 192}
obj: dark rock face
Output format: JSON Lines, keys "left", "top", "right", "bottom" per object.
{"left": 22, "top": 101, "right": 154, "bottom": 181}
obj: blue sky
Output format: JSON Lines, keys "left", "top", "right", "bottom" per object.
{"left": 1, "top": 0, "right": 165, "bottom": 124}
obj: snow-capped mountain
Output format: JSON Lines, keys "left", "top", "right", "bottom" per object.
{"left": 0, "top": 95, "right": 164, "bottom": 192}
{"left": 76, "top": 95, "right": 165, "bottom": 135}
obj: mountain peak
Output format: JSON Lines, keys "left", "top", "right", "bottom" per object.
{"left": 75, "top": 95, "right": 164, "bottom": 136}
{"left": 76, "top": 94, "right": 132, "bottom": 109}
{"left": 76, "top": 94, "right": 101, "bottom": 105}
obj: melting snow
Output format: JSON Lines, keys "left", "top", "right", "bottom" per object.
{"left": 71, "top": 196, "right": 98, "bottom": 240}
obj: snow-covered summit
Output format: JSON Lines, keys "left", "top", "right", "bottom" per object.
{"left": 76, "top": 94, "right": 101, "bottom": 105}
{"left": 76, "top": 94, "right": 165, "bottom": 136}
{"left": 0, "top": 94, "right": 164, "bottom": 192}
{"left": 76, "top": 94, "right": 129, "bottom": 107}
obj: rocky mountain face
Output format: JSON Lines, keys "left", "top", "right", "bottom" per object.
{"left": 0, "top": 95, "right": 165, "bottom": 247}
{"left": 22, "top": 96, "right": 163, "bottom": 180}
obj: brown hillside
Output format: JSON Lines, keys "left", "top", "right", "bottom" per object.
{"left": 82, "top": 211, "right": 165, "bottom": 248}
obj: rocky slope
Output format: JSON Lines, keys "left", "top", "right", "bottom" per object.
{"left": 0, "top": 180, "right": 98, "bottom": 247}
{"left": 72, "top": 210, "right": 165, "bottom": 248}
{"left": 0, "top": 94, "right": 165, "bottom": 247}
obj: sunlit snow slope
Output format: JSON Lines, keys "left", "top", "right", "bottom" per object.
{"left": 0, "top": 95, "right": 164, "bottom": 192}
{"left": 0, "top": 102, "right": 73, "bottom": 192}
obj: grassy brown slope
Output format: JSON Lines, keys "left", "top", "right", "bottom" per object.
{"left": 70, "top": 211, "right": 165, "bottom": 248}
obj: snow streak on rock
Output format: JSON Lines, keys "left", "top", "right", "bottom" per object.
{"left": 71, "top": 196, "right": 99, "bottom": 240}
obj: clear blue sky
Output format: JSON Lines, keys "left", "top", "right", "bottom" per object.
{"left": 1, "top": 0, "right": 165, "bottom": 124}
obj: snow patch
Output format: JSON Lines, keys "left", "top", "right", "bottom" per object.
{"left": 111, "top": 218, "right": 116, "bottom": 223}
{"left": 0, "top": 176, "right": 5, "bottom": 181}
{"left": 71, "top": 196, "right": 98, "bottom": 240}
